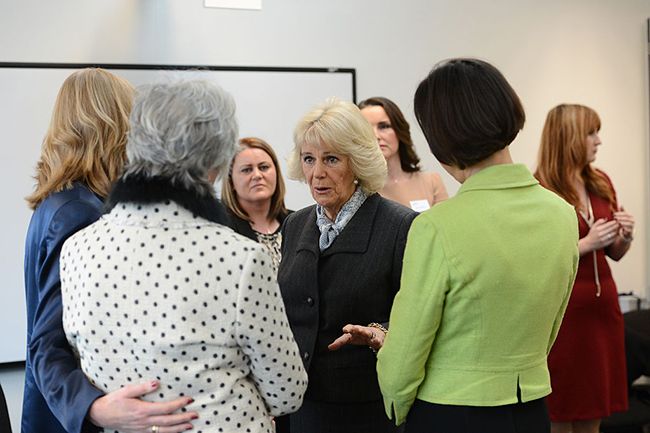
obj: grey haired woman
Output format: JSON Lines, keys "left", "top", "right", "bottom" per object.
{"left": 60, "top": 80, "right": 307, "bottom": 433}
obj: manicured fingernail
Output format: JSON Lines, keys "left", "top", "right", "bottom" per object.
{"left": 187, "top": 398, "right": 195, "bottom": 404}
{"left": 151, "top": 381, "right": 158, "bottom": 388}
{"left": 192, "top": 414, "right": 199, "bottom": 420}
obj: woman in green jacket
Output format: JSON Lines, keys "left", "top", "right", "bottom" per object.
{"left": 376, "top": 58, "right": 580, "bottom": 433}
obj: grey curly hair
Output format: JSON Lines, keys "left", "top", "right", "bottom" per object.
{"left": 123, "top": 80, "right": 238, "bottom": 195}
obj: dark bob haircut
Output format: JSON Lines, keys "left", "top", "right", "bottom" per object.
{"left": 358, "top": 96, "right": 421, "bottom": 172}
{"left": 413, "top": 58, "right": 525, "bottom": 169}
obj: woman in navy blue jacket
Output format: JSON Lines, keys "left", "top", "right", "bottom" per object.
{"left": 22, "top": 68, "right": 197, "bottom": 433}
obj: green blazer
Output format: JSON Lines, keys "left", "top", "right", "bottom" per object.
{"left": 377, "top": 164, "right": 579, "bottom": 425}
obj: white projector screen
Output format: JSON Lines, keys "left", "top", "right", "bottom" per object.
{"left": 0, "top": 63, "right": 356, "bottom": 364}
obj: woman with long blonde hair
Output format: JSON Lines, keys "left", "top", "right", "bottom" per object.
{"left": 23, "top": 68, "right": 197, "bottom": 433}
{"left": 536, "top": 104, "right": 633, "bottom": 433}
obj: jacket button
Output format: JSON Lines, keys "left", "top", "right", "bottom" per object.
{"left": 306, "top": 297, "right": 314, "bottom": 306}
{"left": 303, "top": 351, "right": 310, "bottom": 361}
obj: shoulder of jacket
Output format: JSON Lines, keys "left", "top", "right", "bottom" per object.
{"left": 286, "top": 205, "right": 315, "bottom": 224}
{"left": 376, "top": 195, "right": 416, "bottom": 220}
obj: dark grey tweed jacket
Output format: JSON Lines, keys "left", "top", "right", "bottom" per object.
{"left": 278, "top": 193, "right": 416, "bottom": 403}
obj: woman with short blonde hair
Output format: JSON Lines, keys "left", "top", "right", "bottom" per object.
{"left": 287, "top": 97, "right": 387, "bottom": 194}
{"left": 277, "top": 97, "right": 415, "bottom": 433}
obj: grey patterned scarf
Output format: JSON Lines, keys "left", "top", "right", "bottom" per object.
{"left": 316, "top": 187, "right": 368, "bottom": 251}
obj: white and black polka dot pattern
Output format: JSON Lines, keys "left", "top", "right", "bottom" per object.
{"left": 61, "top": 201, "right": 307, "bottom": 433}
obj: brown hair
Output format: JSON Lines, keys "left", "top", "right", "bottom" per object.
{"left": 221, "top": 137, "right": 288, "bottom": 221}
{"left": 27, "top": 68, "right": 134, "bottom": 209}
{"left": 414, "top": 58, "right": 525, "bottom": 169}
{"left": 536, "top": 104, "right": 614, "bottom": 210}
{"left": 358, "top": 96, "right": 421, "bottom": 172}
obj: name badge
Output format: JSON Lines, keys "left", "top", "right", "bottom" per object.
{"left": 409, "top": 199, "right": 430, "bottom": 212}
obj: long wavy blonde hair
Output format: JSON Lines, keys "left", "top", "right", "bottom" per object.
{"left": 26, "top": 68, "right": 134, "bottom": 209}
{"left": 536, "top": 104, "right": 614, "bottom": 211}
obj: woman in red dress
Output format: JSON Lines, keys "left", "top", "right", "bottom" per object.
{"left": 536, "top": 104, "right": 635, "bottom": 433}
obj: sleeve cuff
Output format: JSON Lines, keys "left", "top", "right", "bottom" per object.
{"left": 78, "top": 391, "right": 104, "bottom": 433}
{"left": 382, "top": 395, "right": 415, "bottom": 426}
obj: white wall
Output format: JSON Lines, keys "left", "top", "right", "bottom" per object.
{"left": 1, "top": 0, "right": 649, "bottom": 430}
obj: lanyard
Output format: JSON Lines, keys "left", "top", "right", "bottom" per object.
{"left": 578, "top": 197, "right": 601, "bottom": 297}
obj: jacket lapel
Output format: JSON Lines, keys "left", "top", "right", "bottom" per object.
{"left": 295, "top": 206, "right": 321, "bottom": 257}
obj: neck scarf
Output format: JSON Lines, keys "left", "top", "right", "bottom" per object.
{"left": 316, "top": 187, "right": 368, "bottom": 251}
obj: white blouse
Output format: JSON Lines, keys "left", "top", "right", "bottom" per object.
{"left": 61, "top": 201, "right": 307, "bottom": 433}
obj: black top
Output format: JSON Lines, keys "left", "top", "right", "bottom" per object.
{"left": 225, "top": 208, "right": 291, "bottom": 240}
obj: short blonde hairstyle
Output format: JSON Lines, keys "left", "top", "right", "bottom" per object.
{"left": 222, "top": 137, "right": 288, "bottom": 221}
{"left": 288, "top": 98, "right": 387, "bottom": 194}
{"left": 27, "top": 68, "right": 134, "bottom": 209}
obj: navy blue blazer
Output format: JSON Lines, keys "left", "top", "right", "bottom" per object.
{"left": 22, "top": 184, "right": 103, "bottom": 433}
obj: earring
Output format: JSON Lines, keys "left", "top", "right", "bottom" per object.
{"left": 353, "top": 179, "right": 359, "bottom": 185}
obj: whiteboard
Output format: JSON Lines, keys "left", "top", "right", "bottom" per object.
{"left": 0, "top": 63, "right": 356, "bottom": 363}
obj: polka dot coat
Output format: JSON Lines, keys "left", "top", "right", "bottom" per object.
{"left": 61, "top": 201, "right": 308, "bottom": 433}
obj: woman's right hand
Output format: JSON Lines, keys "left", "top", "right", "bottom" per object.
{"left": 579, "top": 218, "right": 619, "bottom": 254}
{"left": 327, "top": 324, "right": 386, "bottom": 352}
{"left": 88, "top": 380, "right": 197, "bottom": 433}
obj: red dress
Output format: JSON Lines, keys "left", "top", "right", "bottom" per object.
{"left": 547, "top": 172, "right": 628, "bottom": 421}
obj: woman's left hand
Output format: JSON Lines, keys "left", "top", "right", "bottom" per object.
{"left": 613, "top": 206, "right": 634, "bottom": 240}
{"left": 327, "top": 324, "right": 385, "bottom": 352}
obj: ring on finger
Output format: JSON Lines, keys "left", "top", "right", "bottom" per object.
{"left": 151, "top": 426, "right": 159, "bottom": 433}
